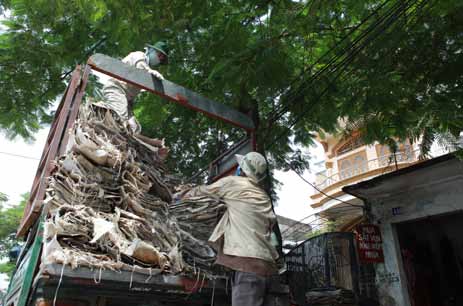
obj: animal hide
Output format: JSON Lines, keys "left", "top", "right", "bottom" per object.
{"left": 43, "top": 104, "right": 224, "bottom": 277}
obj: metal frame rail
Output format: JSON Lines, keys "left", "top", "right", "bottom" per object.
{"left": 18, "top": 66, "right": 91, "bottom": 237}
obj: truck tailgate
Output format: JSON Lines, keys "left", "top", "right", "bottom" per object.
{"left": 32, "top": 264, "right": 230, "bottom": 306}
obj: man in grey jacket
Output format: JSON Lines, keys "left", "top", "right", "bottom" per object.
{"left": 95, "top": 42, "right": 168, "bottom": 132}
{"left": 184, "top": 152, "right": 279, "bottom": 306}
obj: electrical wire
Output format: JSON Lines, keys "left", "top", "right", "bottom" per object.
{"left": 188, "top": 1, "right": 410, "bottom": 181}
{"left": 281, "top": 205, "right": 361, "bottom": 238}
{"left": 268, "top": 0, "right": 424, "bottom": 132}
{"left": 282, "top": 205, "right": 359, "bottom": 235}
{"left": 270, "top": 0, "right": 432, "bottom": 208}
{"left": 293, "top": 220, "right": 332, "bottom": 241}
{"left": 265, "top": 0, "right": 394, "bottom": 122}
{"left": 266, "top": 0, "right": 428, "bottom": 149}
{"left": 265, "top": 0, "right": 398, "bottom": 126}
{"left": 282, "top": 214, "right": 332, "bottom": 238}
{"left": 282, "top": 209, "right": 360, "bottom": 240}
{"left": 290, "top": 167, "right": 363, "bottom": 208}
{"left": 0, "top": 151, "right": 40, "bottom": 161}
{"left": 186, "top": 0, "right": 431, "bottom": 196}
{"left": 278, "top": 0, "right": 429, "bottom": 235}
{"left": 186, "top": 0, "right": 429, "bottom": 184}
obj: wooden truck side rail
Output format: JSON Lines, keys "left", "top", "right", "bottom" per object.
{"left": 18, "top": 66, "right": 90, "bottom": 237}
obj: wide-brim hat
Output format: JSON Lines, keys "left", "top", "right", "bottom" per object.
{"left": 235, "top": 152, "right": 267, "bottom": 183}
{"left": 146, "top": 41, "right": 169, "bottom": 57}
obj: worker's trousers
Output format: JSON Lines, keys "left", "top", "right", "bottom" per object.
{"left": 100, "top": 84, "right": 132, "bottom": 120}
{"left": 232, "top": 271, "right": 276, "bottom": 306}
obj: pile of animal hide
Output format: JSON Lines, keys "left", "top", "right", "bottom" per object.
{"left": 42, "top": 104, "right": 225, "bottom": 276}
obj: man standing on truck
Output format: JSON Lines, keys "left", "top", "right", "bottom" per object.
{"left": 95, "top": 41, "right": 168, "bottom": 132}
{"left": 183, "top": 152, "right": 279, "bottom": 306}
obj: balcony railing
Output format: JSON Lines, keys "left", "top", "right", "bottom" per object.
{"left": 315, "top": 149, "right": 420, "bottom": 190}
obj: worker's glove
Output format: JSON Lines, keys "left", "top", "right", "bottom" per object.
{"left": 128, "top": 116, "right": 141, "bottom": 134}
{"left": 148, "top": 69, "right": 164, "bottom": 80}
{"left": 158, "top": 147, "right": 169, "bottom": 161}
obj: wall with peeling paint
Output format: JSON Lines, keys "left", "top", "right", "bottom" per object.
{"left": 368, "top": 163, "right": 463, "bottom": 306}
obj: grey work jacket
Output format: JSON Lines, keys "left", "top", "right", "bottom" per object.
{"left": 187, "top": 176, "right": 279, "bottom": 262}
{"left": 96, "top": 51, "right": 150, "bottom": 119}
{"left": 105, "top": 51, "right": 149, "bottom": 101}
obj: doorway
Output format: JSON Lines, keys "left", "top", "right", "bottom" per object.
{"left": 396, "top": 213, "right": 463, "bottom": 306}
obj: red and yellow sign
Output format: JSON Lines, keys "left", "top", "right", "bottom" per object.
{"left": 355, "top": 224, "right": 384, "bottom": 263}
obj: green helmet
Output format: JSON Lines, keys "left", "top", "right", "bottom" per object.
{"left": 145, "top": 41, "right": 169, "bottom": 67}
{"left": 147, "top": 41, "right": 169, "bottom": 56}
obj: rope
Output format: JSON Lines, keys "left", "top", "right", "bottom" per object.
{"left": 52, "top": 264, "right": 66, "bottom": 306}
{"left": 210, "top": 278, "right": 216, "bottom": 306}
{"left": 93, "top": 267, "right": 103, "bottom": 284}
{"left": 129, "top": 265, "right": 135, "bottom": 289}
{"left": 199, "top": 272, "right": 207, "bottom": 293}
{"left": 193, "top": 268, "right": 201, "bottom": 292}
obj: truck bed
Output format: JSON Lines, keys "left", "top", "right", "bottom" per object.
{"left": 31, "top": 264, "right": 230, "bottom": 306}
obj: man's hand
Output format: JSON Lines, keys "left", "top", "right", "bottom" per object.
{"left": 158, "top": 147, "right": 169, "bottom": 161}
{"left": 148, "top": 69, "right": 164, "bottom": 80}
{"left": 128, "top": 116, "right": 141, "bottom": 133}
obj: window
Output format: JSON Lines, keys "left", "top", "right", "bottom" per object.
{"left": 336, "top": 137, "right": 364, "bottom": 156}
{"left": 378, "top": 145, "right": 391, "bottom": 166}
{"left": 338, "top": 150, "right": 368, "bottom": 180}
{"left": 353, "top": 155, "right": 367, "bottom": 175}
{"left": 377, "top": 141, "right": 414, "bottom": 166}
{"left": 397, "top": 144, "right": 412, "bottom": 162}
{"left": 339, "top": 160, "right": 352, "bottom": 180}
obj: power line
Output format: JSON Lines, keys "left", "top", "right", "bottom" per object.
{"left": 187, "top": 0, "right": 428, "bottom": 183}
{"left": 278, "top": 0, "right": 427, "bottom": 236}
{"left": 265, "top": 0, "right": 398, "bottom": 127}
{"left": 281, "top": 205, "right": 360, "bottom": 238}
{"left": 0, "top": 151, "right": 40, "bottom": 161}
{"left": 293, "top": 219, "right": 333, "bottom": 241}
{"left": 265, "top": 0, "right": 394, "bottom": 123}
{"left": 279, "top": 1, "right": 428, "bottom": 235}
{"left": 265, "top": 0, "right": 428, "bottom": 149}
{"left": 285, "top": 204, "right": 363, "bottom": 241}
{"left": 283, "top": 211, "right": 353, "bottom": 241}
{"left": 268, "top": 0, "right": 425, "bottom": 132}
{"left": 289, "top": 167, "right": 363, "bottom": 208}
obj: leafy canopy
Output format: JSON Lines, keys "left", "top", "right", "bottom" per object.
{"left": 0, "top": 193, "right": 27, "bottom": 276}
{"left": 0, "top": 0, "right": 462, "bottom": 177}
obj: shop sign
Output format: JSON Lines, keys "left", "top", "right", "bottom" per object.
{"left": 355, "top": 224, "right": 384, "bottom": 263}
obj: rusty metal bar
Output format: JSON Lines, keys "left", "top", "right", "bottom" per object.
{"left": 59, "top": 65, "right": 91, "bottom": 155}
{"left": 88, "top": 53, "right": 255, "bottom": 131}
{"left": 208, "top": 138, "right": 254, "bottom": 183}
{"left": 18, "top": 67, "right": 82, "bottom": 237}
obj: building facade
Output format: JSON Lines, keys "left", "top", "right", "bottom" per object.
{"left": 344, "top": 154, "right": 463, "bottom": 306}
{"left": 311, "top": 131, "right": 422, "bottom": 231}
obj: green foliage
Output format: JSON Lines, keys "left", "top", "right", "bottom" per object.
{"left": 0, "top": 193, "right": 27, "bottom": 277}
{"left": 0, "top": 260, "right": 16, "bottom": 276}
{"left": 0, "top": 192, "right": 7, "bottom": 203}
{"left": 333, "top": 0, "right": 463, "bottom": 152}
{"left": 305, "top": 220, "right": 338, "bottom": 239}
{"left": 0, "top": 0, "right": 462, "bottom": 177}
